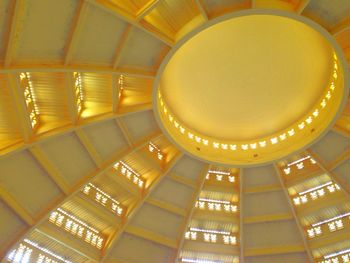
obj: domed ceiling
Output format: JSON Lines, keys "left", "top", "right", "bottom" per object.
{"left": 0, "top": 1, "right": 350, "bottom": 263}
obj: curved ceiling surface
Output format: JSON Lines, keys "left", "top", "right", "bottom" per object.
{"left": 0, "top": 1, "right": 350, "bottom": 263}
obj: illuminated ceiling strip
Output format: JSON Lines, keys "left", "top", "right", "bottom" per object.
{"left": 23, "top": 239, "right": 72, "bottom": 263}
{"left": 312, "top": 211, "right": 350, "bottom": 227}
{"left": 189, "top": 227, "right": 230, "bottom": 235}
{"left": 182, "top": 258, "right": 223, "bottom": 263}
{"left": 88, "top": 183, "right": 120, "bottom": 204}
{"left": 299, "top": 181, "right": 332, "bottom": 195}
{"left": 287, "top": 156, "right": 310, "bottom": 166}
{"left": 198, "top": 198, "right": 230, "bottom": 204}
{"left": 207, "top": 170, "right": 231, "bottom": 175}
{"left": 324, "top": 247, "right": 350, "bottom": 259}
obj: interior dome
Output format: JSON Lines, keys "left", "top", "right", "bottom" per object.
{"left": 1, "top": 1, "right": 350, "bottom": 263}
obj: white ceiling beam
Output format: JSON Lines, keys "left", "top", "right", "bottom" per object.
{"left": 2, "top": 132, "right": 161, "bottom": 259}
{"left": 195, "top": 0, "right": 208, "bottom": 21}
{"left": 113, "top": 25, "right": 132, "bottom": 69}
{"left": 331, "top": 19, "right": 350, "bottom": 36}
{"left": 274, "top": 164, "right": 314, "bottom": 262}
{"left": 29, "top": 146, "right": 70, "bottom": 195}
{"left": 6, "top": 74, "right": 33, "bottom": 142}
{"left": 100, "top": 152, "right": 184, "bottom": 262}
{"left": 0, "top": 65, "right": 155, "bottom": 79}
{"left": 85, "top": 0, "right": 174, "bottom": 46}
{"left": 75, "top": 128, "right": 103, "bottom": 167}
{"left": 136, "top": 0, "right": 160, "bottom": 21}
{"left": 295, "top": 0, "right": 311, "bottom": 14}
{"left": 4, "top": 0, "right": 27, "bottom": 67}
{"left": 115, "top": 118, "right": 134, "bottom": 147}
{"left": 64, "top": 1, "right": 90, "bottom": 65}
{"left": 124, "top": 225, "right": 177, "bottom": 249}
{"left": 0, "top": 184, "right": 35, "bottom": 226}
{"left": 147, "top": 197, "right": 187, "bottom": 217}
{"left": 173, "top": 164, "right": 209, "bottom": 262}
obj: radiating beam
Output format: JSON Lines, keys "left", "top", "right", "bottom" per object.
{"left": 29, "top": 146, "right": 70, "bottom": 195}
{"left": 0, "top": 184, "right": 35, "bottom": 226}
{"left": 295, "top": 0, "right": 311, "bottom": 14}
{"left": 113, "top": 25, "right": 133, "bottom": 69}
{"left": 64, "top": 1, "right": 90, "bottom": 65}
{"left": 136, "top": 0, "right": 160, "bottom": 21}
{"left": 1, "top": 132, "right": 161, "bottom": 259}
{"left": 4, "top": 0, "right": 27, "bottom": 67}
{"left": 332, "top": 125, "right": 350, "bottom": 140}
{"left": 243, "top": 212, "right": 293, "bottom": 224}
{"left": 245, "top": 244, "right": 305, "bottom": 256}
{"left": 195, "top": 0, "right": 208, "bottom": 21}
{"left": 100, "top": 152, "right": 184, "bottom": 262}
{"left": 0, "top": 64, "right": 155, "bottom": 79}
{"left": 115, "top": 118, "right": 134, "bottom": 147}
{"left": 167, "top": 173, "right": 196, "bottom": 189}
{"left": 274, "top": 164, "right": 314, "bottom": 262}
{"left": 244, "top": 183, "right": 281, "bottom": 194}
{"left": 6, "top": 74, "right": 33, "bottom": 142}
{"left": 147, "top": 197, "right": 187, "bottom": 217}
{"left": 75, "top": 128, "right": 103, "bottom": 167}
{"left": 174, "top": 164, "right": 209, "bottom": 262}
{"left": 125, "top": 225, "right": 177, "bottom": 248}
{"left": 86, "top": 0, "right": 174, "bottom": 46}
{"left": 331, "top": 19, "right": 350, "bottom": 36}
{"left": 327, "top": 148, "right": 350, "bottom": 171}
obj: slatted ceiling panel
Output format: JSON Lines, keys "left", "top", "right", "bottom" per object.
{"left": 15, "top": 0, "right": 79, "bottom": 63}
{"left": 82, "top": 119, "right": 129, "bottom": 161}
{"left": 201, "top": 0, "right": 251, "bottom": 19}
{"left": 38, "top": 132, "right": 97, "bottom": 186}
{"left": 118, "top": 75, "right": 153, "bottom": 113}
{"left": 189, "top": 219, "right": 238, "bottom": 232}
{"left": 0, "top": 200, "right": 26, "bottom": 251}
{"left": 0, "top": 150, "right": 62, "bottom": 215}
{"left": 104, "top": 0, "right": 140, "bottom": 15}
{"left": 147, "top": 135, "right": 179, "bottom": 163}
{"left": 313, "top": 239, "right": 350, "bottom": 259}
{"left": 122, "top": 110, "right": 159, "bottom": 141}
{"left": 0, "top": 0, "right": 11, "bottom": 62}
{"left": 311, "top": 131, "right": 350, "bottom": 163}
{"left": 80, "top": 72, "right": 113, "bottom": 119}
{"left": 27, "top": 230, "right": 87, "bottom": 263}
{"left": 254, "top": 0, "right": 299, "bottom": 10}
{"left": 117, "top": 27, "right": 169, "bottom": 72}
{"left": 93, "top": 171, "right": 135, "bottom": 204}
{"left": 107, "top": 233, "right": 174, "bottom": 263}
{"left": 61, "top": 198, "right": 112, "bottom": 233}
{"left": 172, "top": 155, "right": 205, "bottom": 181}
{"left": 129, "top": 203, "right": 183, "bottom": 238}
{"left": 72, "top": 4, "right": 128, "bottom": 65}
{"left": 0, "top": 76, "right": 22, "bottom": 149}
{"left": 141, "top": 0, "right": 201, "bottom": 38}
{"left": 303, "top": 0, "right": 350, "bottom": 30}
{"left": 287, "top": 173, "right": 331, "bottom": 195}
{"left": 245, "top": 253, "right": 308, "bottom": 263}
{"left": 180, "top": 250, "right": 238, "bottom": 263}
{"left": 28, "top": 72, "right": 70, "bottom": 134}
{"left": 149, "top": 178, "right": 193, "bottom": 208}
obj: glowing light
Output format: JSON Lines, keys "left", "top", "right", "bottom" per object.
{"left": 298, "top": 122, "right": 305, "bottom": 130}
{"left": 288, "top": 129, "right": 295, "bottom": 136}
{"left": 241, "top": 144, "right": 248, "bottom": 150}
{"left": 230, "top": 144, "right": 237, "bottom": 150}
{"left": 259, "top": 141, "right": 266, "bottom": 147}
{"left": 250, "top": 143, "right": 257, "bottom": 149}
{"left": 270, "top": 137, "right": 278, "bottom": 144}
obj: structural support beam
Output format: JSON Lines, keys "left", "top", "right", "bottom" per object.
{"left": 4, "top": 0, "right": 27, "bottom": 67}
{"left": 332, "top": 19, "right": 350, "bottom": 36}
{"left": 195, "top": 0, "right": 208, "bottom": 21}
{"left": 174, "top": 164, "right": 209, "bottom": 262}
{"left": 7, "top": 74, "right": 33, "bottom": 142}
{"left": 274, "top": 164, "right": 314, "bottom": 262}
{"left": 245, "top": 244, "right": 305, "bottom": 257}
{"left": 64, "top": 1, "right": 90, "bottom": 65}
{"left": 125, "top": 225, "right": 177, "bottom": 249}
{"left": 115, "top": 118, "right": 134, "bottom": 147}
{"left": 0, "top": 64, "right": 155, "bottom": 79}
{"left": 147, "top": 197, "right": 187, "bottom": 217}
{"left": 113, "top": 25, "right": 132, "bottom": 69}
{"left": 65, "top": 72, "right": 79, "bottom": 124}
{"left": 295, "top": 0, "right": 311, "bottom": 14}
{"left": 1, "top": 132, "right": 161, "bottom": 259}
{"left": 0, "top": 184, "right": 35, "bottom": 226}
{"left": 136, "top": 0, "right": 160, "bottom": 21}
{"left": 100, "top": 152, "right": 184, "bottom": 262}
{"left": 75, "top": 128, "right": 103, "bottom": 167}
{"left": 29, "top": 146, "right": 70, "bottom": 195}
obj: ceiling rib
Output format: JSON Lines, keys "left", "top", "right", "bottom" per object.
{"left": 4, "top": 0, "right": 26, "bottom": 67}
{"left": 6, "top": 74, "right": 33, "bottom": 142}
{"left": 115, "top": 118, "right": 134, "bottom": 147}
{"left": 86, "top": 0, "right": 174, "bottom": 46}
{"left": 1, "top": 132, "right": 161, "bottom": 259}
{"left": 244, "top": 244, "right": 305, "bottom": 257}
{"left": 273, "top": 164, "right": 314, "bottom": 262}
{"left": 29, "top": 146, "right": 70, "bottom": 195}
{"left": 75, "top": 128, "right": 103, "bottom": 167}
{"left": 113, "top": 25, "right": 133, "bottom": 69}
{"left": 146, "top": 197, "right": 187, "bottom": 217}
{"left": 239, "top": 168, "right": 244, "bottom": 263}
{"left": 331, "top": 19, "right": 350, "bottom": 36}
{"left": 64, "top": 1, "right": 90, "bottom": 66}
{"left": 100, "top": 152, "right": 184, "bottom": 262}
{"left": 173, "top": 164, "right": 210, "bottom": 262}
{"left": 296, "top": 0, "right": 311, "bottom": 14}
{"left": 195, "top": 0, "right": 208, "bottom": 21}
{"left": 136, "top": 0, "right": 161, "bottom": 21}
{"left": 0, "top": 65, "right": 155, "bottom": 79}
{"left": 0, "top": 184, "right": 35, "bottom": 226}
{"left": 332, "top": 126, "right": 350, "bottom": 139}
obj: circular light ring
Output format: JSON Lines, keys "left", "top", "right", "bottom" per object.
{"left": 153, "top": 10, "right": 350, "bottom": 166}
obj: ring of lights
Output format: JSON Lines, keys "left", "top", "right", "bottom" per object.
{"left": 153, "top": 10, "right": 349, "bottom": 166}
